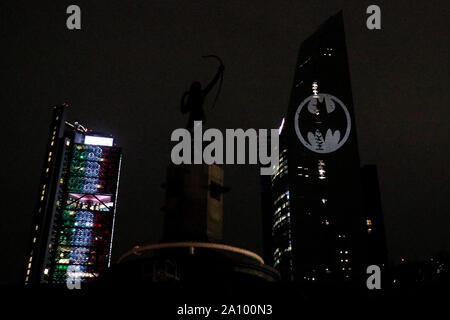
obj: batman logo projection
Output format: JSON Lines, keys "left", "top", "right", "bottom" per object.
{"left": 294, "top": 93, "right": 351, "bottom": 153}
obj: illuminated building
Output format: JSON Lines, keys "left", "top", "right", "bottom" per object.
{"left": 24, "top": 104, "right": 122, "bottom": 285}
{"left": 262, "top": 12, "right": 386, "bottom": 284}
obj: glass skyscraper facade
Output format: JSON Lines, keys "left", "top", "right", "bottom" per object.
{"left": 262, "top": 12, "right": 386, "bottom": 284}
{"left": 25, "top": 104, "right": 122, "bottom": 285}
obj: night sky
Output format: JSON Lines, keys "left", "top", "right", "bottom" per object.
{"left": 1, "top": 1, "right": 448, "bottom": 285}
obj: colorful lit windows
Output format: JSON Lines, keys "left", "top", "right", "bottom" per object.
{"left": 50, "top": 142, "right": 120, "bottom": 284}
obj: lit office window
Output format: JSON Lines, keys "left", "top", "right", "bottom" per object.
{"left": 318, "top": 160, "right": 326, "bottom": 180}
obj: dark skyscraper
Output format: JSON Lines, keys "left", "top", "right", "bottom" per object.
{"left": 24, "top": 104, "right": 122, "bottom": 285}
{"left": 360, "top": 165, "right": 388, "bottom": 268}
{"left": 262, "top": 12, "right": 386, "bottom": 284}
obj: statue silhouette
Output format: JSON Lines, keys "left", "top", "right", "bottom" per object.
{"left": 181, "top": 56, "right": 224, "bottom": 130}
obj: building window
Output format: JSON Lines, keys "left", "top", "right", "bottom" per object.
{"left": 318, "top": 160, "right": 326, "bottom": 180}
{"left": 312, "top": 82, "right": 319, "bottom": 97}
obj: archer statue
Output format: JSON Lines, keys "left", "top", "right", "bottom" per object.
{"left": 181, "top": 55, "right": 224, "bottom": 130}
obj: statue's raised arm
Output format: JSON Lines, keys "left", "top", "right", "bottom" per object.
{"left": 203, "top": 64, "right": 224, "bottom": 95}
{"left": 180, "top": 55, "right": 224, "bottom": 130}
